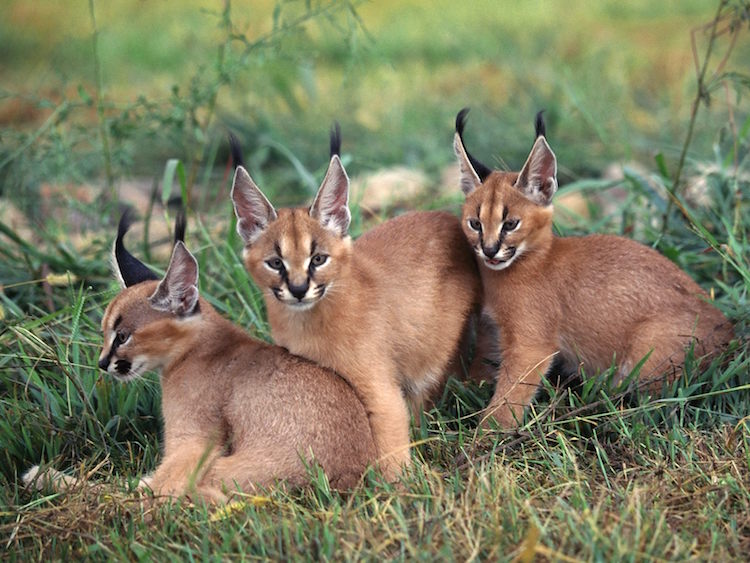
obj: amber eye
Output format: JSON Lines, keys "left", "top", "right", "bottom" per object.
{"left": 114, "top": 331, "right": 129, "bottom": 346}
{"left": 266, "top": 257, "right": 284, "bottom": 271}
{"left": 503, "top": 219, "right": 519, "bottom": 232}
{"left": 468, "top": 218, "right": 482, "bottom": 232}
{"left": 310, "top": 254, "right": 328, "bottom": 268}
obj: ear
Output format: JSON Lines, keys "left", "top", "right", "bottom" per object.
{"left": 309, "top": 154, "right": 351, "bottom": 236}
{"left": 231, "top": 166, "right": 278, "bottom": 245}
{"left": 454, "top": 108, "right": 492, "bottom": 196}
{"left": 149, "top": 241, "right": 200, "bottom": 316}
{"left": 514, "top": 136, "right": 558, "bottom": 206}
{"left": 113, "top": 209, "right": 159, "bottom": 288}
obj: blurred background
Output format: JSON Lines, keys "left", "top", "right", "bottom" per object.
{"left": 0, "top": 0, "right": 748, "bottom": 305}
{"left": 2, "top": 0, "right": 747, "bottom": 207}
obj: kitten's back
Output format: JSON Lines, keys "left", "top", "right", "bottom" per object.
{"left": 353, "top": 210, "right": 481, "bottom": 381}
{"left": 222, "top": 333, "right": 376, "bottom": 488}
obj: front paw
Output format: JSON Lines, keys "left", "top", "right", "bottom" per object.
{"left": 22, "top": 466, "right": 73, "bottom": 492}
{"left": 479, "top": 403, "right": 519, "bottom": 431}
{"left": 378, "top": 451, "right": 411, "bottom": 482}
{"left": 137, "top": 475, "right": 154, "bottom": 491}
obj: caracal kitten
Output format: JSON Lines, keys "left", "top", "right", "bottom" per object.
{"left": 453, "top": 108, "right": 734, "bottom": 428}
{"left": 24, "top": 212, "right": 375, "bottom": 502}
{"left": 231, "top": 127, "right": 482, "bottom": 479}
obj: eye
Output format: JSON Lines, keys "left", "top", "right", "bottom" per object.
{"left": 310, "top": 254, "right": 328, "bottom": 268}
{"left": 266, "top": 257, "right": 285, "bottom": 271}
{"left": 468, "top": 218, "right": 482, "bottom": 232}
{"left": 114, "top": 331, "right": 129, "bottom": 346}
{"left": 503, "top": 219, "right": 520, "bottom": 232}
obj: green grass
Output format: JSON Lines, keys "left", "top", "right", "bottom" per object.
{"left": 1, "top": 0, "right": 750, "bottom": 559}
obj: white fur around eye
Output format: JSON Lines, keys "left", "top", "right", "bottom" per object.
{"left": 503, "top": 220, "right": 521, "bottom": 233}
{"left": 264, "top": 258, "right": 288, "bottom": 273}
{"left": 317, "top": 260, "right": 330, "bottom": 270}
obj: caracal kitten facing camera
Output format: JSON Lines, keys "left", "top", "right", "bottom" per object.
{"left": 453, "top": 108, "right": 734, "bottom": 428}
{"left": 231, "top": 127, "right": 483, "bottom": 479}
{"left": 24, "top": 212, "right": 375, "bottom": 503}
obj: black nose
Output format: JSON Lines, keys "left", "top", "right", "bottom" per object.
{"left": 98, "top": 356, "right": 110, "bottom": 371}
{"left": 482, "top": 241, "right": 500, "bottom": 259}
{"left": 287, "top": 280, "right": 309, "bottom": 300}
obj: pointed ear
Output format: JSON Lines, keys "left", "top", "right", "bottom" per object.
{"left": 454, "top": 108, "right": 492, "bottom": 195}
{"left": 231, "top": 166, "right": 278, "bottom": 245}
{"left": 113, "top": 209, "right": 159, "bottom": 288}
{"left": 514, "top": 136, "right": 558, "bottom": 206}
{"left": 309, "top": 154, "right": 351, "bottom": 236}
{"left": 149, "top": 241, "right": 200, "bottom": 316}
{"left": 454, "top": 132, "right": 481, "bottom": 196}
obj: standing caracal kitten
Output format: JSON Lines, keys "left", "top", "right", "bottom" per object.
{"left": 25, "top": 212, "right": 375, "bottom": 502}
{"left": 453, "top": 108, "right": 734, "bottom": 428}
{"left": 231, "top": 126, "right": 482, "bottom": 479}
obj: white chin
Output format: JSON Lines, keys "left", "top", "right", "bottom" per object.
{"left": 112, "top": 370, "right": 143, "bottom": 383}
{"left": 284, "top": 300, "right": 318, "bottom": 312}
{"left": 482, "top": 256, "right": 516, "bottom": 271}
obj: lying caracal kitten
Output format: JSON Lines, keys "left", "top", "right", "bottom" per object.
{"left": 453, "top": 108, "right": 734, "bottom": 428}
{"left": 231, "top": 127, "right": 482, "bottom": 479}
{"left": 24, "top": 212, "right": 375, "bottom": 502}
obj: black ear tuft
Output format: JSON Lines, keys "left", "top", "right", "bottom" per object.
{"left": 330, "top": 122, "right": 342, "bottom": 158}
{"left": 173, "top": 208, "right": 186, "bottom": 245}
{"left": 229, "top": 132, "right": 245, "bottom": 169}
{"left": 455, "top": 107, "right": 471, "bottom": 137}
{"left": 115, "top": 209, "right": 159, "bottom": 287}
{"left": 535, "top": 110, "right": 546, "bottom": 138}
{"left": 454, "top": 107, "right": 493, "bottom": 181}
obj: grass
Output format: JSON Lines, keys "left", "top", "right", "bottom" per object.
{"left": 1, "top": 0, "right": 750, "bottom": 559}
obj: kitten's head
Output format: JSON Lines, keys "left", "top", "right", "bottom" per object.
{"left": 453, "top": 108, "right": 557, "bottom": 271}
{"left": 99, "top": 211, "right": 201, "bottom": 381}
{"left": 231, "top": 125, "right": 352, "bottom": 311}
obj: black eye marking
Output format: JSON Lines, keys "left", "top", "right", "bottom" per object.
{"left": 266, "top": 257, "right": 285, "bottom": 271}
{"left": 113, "top": 315, "right": 122, "bottom": 330}
{"left": 468, "top": 218, "right": 482, "bottom": 232}
{"left": 502, "top": 206, "right": 509, "bottom": 221}
{"left": 114, "top": 331, "right": 128, "bottom": 346}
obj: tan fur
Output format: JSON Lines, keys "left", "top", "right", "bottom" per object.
{"left": 27, "top": 244, "right": 375, "bottom": 503}
{"left": 455, "top": 123, "right": 734, "bottom": 428}
{"left": 238, "top": 201, "right": 482, "bottom": 479}
{"left": 232, "top": 138, "right": 488, "bottom": 479}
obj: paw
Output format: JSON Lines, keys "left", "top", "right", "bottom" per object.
{"left": 137, "top": 475, "right": 154, "bottom": 490}
{"left": 378, "top": 451, "right": 411, "bottom": 483}
{"left": 479, "top": 404, "right": 519, "bottom": 431}
{"left": 22, "top": 465, "right": 41, "bottom": 489}
{"left": 22, "top": 465, "right": 70, "bottom": 491}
